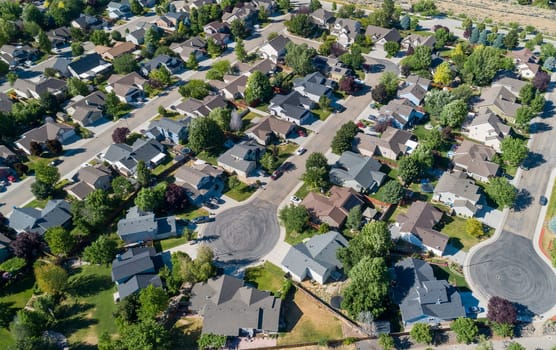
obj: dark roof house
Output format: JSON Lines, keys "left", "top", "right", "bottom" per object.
{"left": 117, "top": 206, "right": 177, "bottom": 243}
{"left": 329, "top": 151, "right": 386, "bottom": 193}
{"left": 9, "top": 200, "right": 72, "bottom": 235}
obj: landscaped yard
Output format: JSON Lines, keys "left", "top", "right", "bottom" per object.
{"left": 276, "top": 143, "right": 299, "bottom": 164}
{"left": 196, "top": 151, "right": 218, "bottom": 166}
{"left": 285, "top": 228, "right": 319, "bottom": 246}
{"left": 294, "top": 182, "right": 311, "bottom": 199}
{"left": 431, "top": 262, "right": 469, "bottom": 290}
{"left": 24, "top": 198, "right": 48, "bottom": 209}
{"left": 224, "top": 180, "right": 257, "bottom": 202}
{"left": 440, "top": 215, "right": 490, "bottom": 252}
{"left": 154, "top": 235, "right": 191, "bottom": 252}
{"left": 177, "top": 206, "right": 209, "bottom": 221}
{"left": 152, "top": 157, "right": 175, "bottom": 176}
{"left": 0, "top": 274, "right": 36, "bottom": 349}
{"left": 278, "top": 287, "right": 343, "bottom": 345}
{"left": 244, "top": 262, "right": 286, "bottom": 294}
{"left": 312, "top": 108, "right": 332, "bottom": 121}
{"left": 173, "top": 316, "right": 203, "bottom": 348}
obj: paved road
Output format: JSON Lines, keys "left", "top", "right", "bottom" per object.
{"left": 466, "top": 74, "right": 556, "bottom": 315}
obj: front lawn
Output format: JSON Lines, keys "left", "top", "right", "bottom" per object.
{"left": 294, "top": 182, "right": 311, "bottom": 199}
{"left": 25, "top": 198, "right": 48, "bottom": 209}
{"left": 440, "top": 215, "right": 490, "bottom": 252}
{"left": 431, "top": 263, "right": 469, "bottom": 290}
{"left": 313, "top": 108, "right": 332, "bottom": 121}
{"left": 244, "top": 262, "right": 286, "bottom": 294}
{"left": 195, "top": 151, "right": 218, "bottom": 166}
{"left": 155, "top": 235, "right": 191, "bottom": 252}
{"left": 173, "top": 316, "right": 203, "bottom": 348}
{"left": 285, "top": 228, "right": 318, "bottom": 246}
{"left": 275, "top": 143, "right": 298, "bottom": 164}
{"left": 224, "top": 179, "right": 257, "bottom": 202}
{"left": 177, "top": 206, "right": 209, "bottom": 221}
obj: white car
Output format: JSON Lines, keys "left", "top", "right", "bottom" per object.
{"left": 295, "top": 147, "right": 306, "bottom": 156}
{"left": 290, "top": 196, "right": 301, "bottom": 204}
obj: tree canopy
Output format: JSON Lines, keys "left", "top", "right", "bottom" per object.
{"left": 331, "top": 121, "right": 358, "bottom": 155}
{"left": 485, "top": 177, "right": 517, "bottom": 209}
{"left": 279, "top": 204, "right": 309, "bottom": 233}
{"left": 285, "top": 42, "right": 316, "bottom": 75}
{"left": 188, "top": 116, "right": 225, "bottom": 154}
{"left": 245, "top": 71, "right": 273, "bottom": 105}
{"left": 338, "top": 220, "right": 392, "bottom": 272}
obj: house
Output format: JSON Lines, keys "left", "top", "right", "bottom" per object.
{"left": 517, "top": 62, "right": 540, "bottom": 80}
{"left": 391, "top": 258, "right": 466, "bottom": 327}
{"left": 126, "top": 28, "right": 146, "bottom": 45}
{"left": 246, "top": 116, "right": 296, "bottom": 145}
{"left": 331, "top": 18, "right": 361, "bottom": 47}
{"left": 46, "top": 27, "right": 72, "bottom": 48}
{"left": 50, "top": 57, "right": 73, "bottom": 78}
{"left": 259, "top": 35, "right": 290, "bottom": 64}
{"left": 293, "top": 72, "right": 334, "bottom": 103}
{"left": 146, "top": 117, "right": 190, "bottom": 144}
{"left": 398, "top": 83, "right": 427, "bottom": 106}
{"left": 466, "top": 108, "right": 511, "bottom": 152}
{"left": 252, "top": 0, "right": 276, "bottom": 13}
{"left": 13, "top": 77, "right": 67, "bottom": 99}
{"left": 117, "top": 206, "right": 177, "bottom": 243}
{"left": 111, "top": 247, "right": 164, "bottom": 300}
{"left": 171, "top": 37, "right": 206, "bottom": 61}
{"left": 220, "top": 75, "right": 248, "bottom": 100}
{"left": 365, "top": 25, "right": 401, "bottom": 48}
{"left": 507, "top": 48, "right": 539, "bottom": 65}
{"left": 217, "top": 141, "right": 265, "bottom": 178}
{"left": 16, "top": 119, "right": 76, "bottom": 155}
{"left": 71, "top": 15, "right": 105, "bottom": 31}
{"left": 103, "top": 138, "right": 166, "bottom": 176}
{"left": 189, "top": 275, "right": 282, "bottom": 336}
{"left": 207, "top": 32, "right": 231, "bottom": 48}
{"left": 433, "top": 171, "right": 481, "bottom": 217}
{"left": 0, "top": 92, "right": 13, "bottom": 113}
{"left": 65, "top": 91, "right": 106, "bottom": 127}
{"left": 310, "top": 8, "right": 335, "bottom": 29}
{"left": 473, "top": 85, "right": 521, "bottom": 120}
{"left": 491, "top": 76, "right": 527, "bottom": 98}
{"left": 353, "top": 127, "right": 417, "bottom": 160}
{"left": 203, "top": 21, "right": 229, "bottom": 35}
{"left": 222, "top": 5, "right": 258, "bottom": 28}
{"left": 67, "top": 165, "right": 113, "bottom": 200}
{"left": 174, "top": 162, "right": 224, "bottom": 205}
{"left": 401, "top": 34, "right": 436, "bottom": 50}
{"left": 0, "top": 233, "right": 11, "bottom": 263}
{"left": 301, "top": 186, "right": 366, "bottom": 229}
{"left": 453, "top": 140, "right": 500, "bottom": 182}
{"left": 0, "top": 45, "right": 38, "bottom": 68}
{"left": 312, "top": 55, "right": 352, "bottom": 81}
{"left": 246, "top": 58, "right": 276, "bottom": 76}
{"left": 99, "top": 41, "right": 136, "bottom": 61}
{"left": 9, "top": 200, "right": 72, "bottom": 235}
{"left": 330, "top": 151, "right": 386, "bottom": 193}
{"left": 188, "top": 0, "right": 216, "bottom": 9}
{"left": 379, "top": 98, "right": 423, "bottom": 129}
{"left": 175, "top": 95, "right": 228, "bottom": 118}
{"left": 0, "top": 145, "right": 17, "bottom": 165}
{"left": 68, "top": 53, "right": 112, "bottom": 80}
{"left": 405, "top": 74, "right": 431, "bottom": 91}
{"left": 393, "top": 201, "right": 449, "bottom": 256}
{"left": 156, "top": 12, "right": 189, "bottom": 31}
{"left": 280, "top": 231, "right": 348, "bottom": 284}
{"left": 269, "top": 91, "right": 315, "bottom": 125}
{"left": 140, "top": 54, "right": 183, "bottom": 76}
{"left": 106, "top": 72, "right": 147, "bottom": 103}
{"left": 107, "top": 1, "right": 131, "bottom": 19}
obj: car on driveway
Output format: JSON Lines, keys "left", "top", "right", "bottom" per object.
{"left": 290, "top": 196, "right": 301, "bottom": 204}
{"left": 295, "top": 147, "right": 306, "bottom": 156}
{"left": 191, "top": 216, "right": 213, "bottom": 224}
{"left": 270, "top": 169, "right": 283, "bottom": 180}
{"left": 297, "top": 129, "right": 307, "bottom": 137}
{"left": 539, "top": 196, "right": 548, "bottom": 205}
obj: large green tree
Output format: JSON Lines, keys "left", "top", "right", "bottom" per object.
{"left": 398, "top": 156, "right": 420, "bottom": 185}
{"left": 285, "top": 42, "right": 316, "bottom": 75}
{"left": 410, "top": 323, "right": 432, "bottom": 344}
{"left": 286, "top": 14, "right": 316, "bottom": 37}
{"left": 244, "top": 71, "right": 273, "bottom": 105}
{"left": 501, "top": 137, "right": 528, "bottom": 167}
{"left": 425, "top": 90, "right": 454, "bottom": 117}
{"left": 331, "top": 121, "right": 358, "bottom": 155}
{"left": 83, "top": 236, "right": 118, "bottom": 265}
{"left": 179, "top": 79, "right": 210, "bottom": 99}
{"left": 44, "top": 226, "right": 74, "bottom": 257}
{"left": 113, "top": 53, "right": 139, "bottom": 74}
{"left": 376, "top": 180, "right": 404, "bottom": 204}
{"left": 117, "top": 318, "right": 171, "bottom": 350}
{"left": 462, "top": 46, "right": 502, "bottom": 86}
{"left": 188, "top": 117, "right": 225, "bottom": 153}
{"left": 451, "top": 317, "right": 479, "bottom": 344}
{"left": 37, "top": 30, "right": 51, "bottom": 54}
{"left": 439, "top": 99, "right": 468, "bottom": 128}
{"left": 279, "top": 204, "right": 309, "bottom": 233}
{"left": 34, "top": 263, "right": 68, "bottom": 295}
{"left": 138, "top": 285, "right": 169, "bottom": 320}
{"left": 485, "top": 177, "right": 517, "bottom": 208}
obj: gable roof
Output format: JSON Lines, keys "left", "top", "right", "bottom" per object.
{"left": 14, "top": 77, "right": 66, "bottom": 97}
{"left": 69, "top": 53, "right": 110, "bottom": 75}
{"left": 9, "top": 200, "right": 72, "bottom": 235}
{"left": 310, "top": 8, "right": 335, "bottom": 23}
{"left": 474, "top": 85, "right": 521, "bottom": 118}
{"left": 17, "top": 120, "right": 74, "bottom": 152}
{"left": 118, "top": 274, "right": 163, "bottom": 300}
{"left": 453, "top": 140, "right": 500, "bottom": 179}
{"left": 217, "top": 141, "right": 264, "bottom": 174}
{"left": 246, "top": 116, "right": 295, "bottom": 140}
{"left": 365, "top": 25, "right": 401, "bottom": 42}
{"left": 108, "top": 72, "right": 147, "bottom": 97}
{"left": 434, "top": 171, "right": 481, "bottom": 203}
{"left": 111, "top": 247, "right": 157, "bottom": 282}
{"left": 491, "top": 76, "right": 527, "bottom": 97}
{"left": 399, "top": 83, "right": 427, "bottom": 104}
{"left": 330, "top": 151, "right": 386, "bottom": 190}
{"left": 396, "top": 201, "right": 448, "bottom": 253}
{"left": 402, "top": 34, "right": 436, "bottom": 48}
{"left": 176, "top": 95, "right": 228, "bottom": 117}
{"left": 0, "top": 92, "right": 13, "bottom": 113}
{"left": 266, "top": 34, "right": 290, "bottom": 52}
{"left": 75, "top": 166, "right": 112, "bottom": 186}
{"left": 148, "top": 117, "right": 190, "bottom": 135}
{"left": 104, "top": 138, "right": 165, "bottom": 173}
{"left": 469, "top": 108, "right": 511, "bottom": 138}
{"left": 117, "top": 206, "right": 177, "bottom": 243}
{"left": 293, "top": 71, "right": 332, "bottom": 97}
{"left": 379, "top": 98, "right": 418, "bottom": 125}
{"left": 301, "top": 186, "right": 365, "bottom": 227}
{"left": 269, "top": 91, "right": 313, "bottom": 120}
{"left": 102, "top": 41, "right": 136, "bottom": 59}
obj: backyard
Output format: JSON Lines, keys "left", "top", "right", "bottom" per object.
{"left": 0, "top": 274, "right": 36, "bottom": 349}
{"left": 244, "top": 262, "right": 286, "bottom": 294}
{"left": 440, "top": 215, "right": 491, "bottom": 252}
{"left": 431, "top": 261, "right": 470, "bottom": 290}
{"left": 173, "top": 316, "right": 203, "bottom": 348}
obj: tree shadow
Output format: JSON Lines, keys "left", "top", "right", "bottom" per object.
{"left": 540, "top": 100, "right": 555, "bottom": 119}
{"left": 522, "top": 151, "right": 545, "bottom": 170}
{"left": 529, "top": 121, "right": 552, "bottom": 134}
{"left": 447, "top": 237, "right": 464, "bottom": 252}
{"left": 67, "top": 273, "right": 114, "bottom": 297}
{"left": 71, "top": 343, "right": 99, "bottom": 350}
{"left": 395, "top": 335, "right": 412, "bottom": 350}
{"left": 0, "top": 301, "right": 17, "bottom": 328}
{"left": 55, "top": 302, "right": 95, "bottom": 319}
{"left": 54, "top": 314, "right": 98, "bottom": 338}
{"left": 513, "top": 188, "right": 533, "bottom": 212}
{"left": 433, "top": 330, "right": 449, "bottom": 345}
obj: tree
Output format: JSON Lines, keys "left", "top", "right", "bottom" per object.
{"left": 135, "top": 184, "right": 166, "bottom": 212}
{"left": 433, "top": 61, "right": 452, "bottom": 86}
{"left": 319, "top": 95, "right": 331, "bottom": 111}
{"left": 309, "top": 0, "right": 322, "bottom": 11}
{"left": 113, "top": 53, "right": 138, "bottom": 74}
{"left": 279, "top": 204, "right": 309, "bottom": 233}
{"left": 260, "top": 152, "right": 278, "bottom": 172}
{"left": 439, "top": 99, "right": 468, "bottom": 128}
{"left": 10, "top": 232, "right": 44, "bottom": 261}
{"left": 71, "top": 42, "right": 84, "bottom": 56}
{"left": 112, "top": 127, "right": 130, "bottom": 144}
{"left": 339, "top": 46, "right": 364, "bottom": 70}
{"left": 384, "top": 41, "right": 400, "bottom": 57}
{"left": 286, "top": 14, "right": 316, "bottom": 37}
{"left": 491, "top": 321, "right": 514, "bottom": 337}
{"left": 40, "top": 93, "right": 58, "bottom": 113}
{"left": 478, "top": 30, "right": 488, "bottom": 46}
{"left": 371, "top": 83, "right": 388, "bottom": 104}
{"left": 398, "top": 156, "right": 420, "bottom": 185}
{"left": 165, "top": 183, "right": 188, "bottom": 211}
{"left": 83, "top": 236, "right": 118, "bottom": 265}
{"left": 0, "top": 257, "right": 26, "bottom": 273}
{"left": 37, "top": 30, "right": 51, "bottom": 54}
{"left": 425, "top": 89, "right": 453, "bottom": 117}
{"left": 514, "top": 106, "right": 534, "bottom": 130}
{"left": 35, "top": 163, "right": 60, "bottom": 186}
{"left": 504, "top": 29, "right": 519, "bottom": 49}
{"left": 493, "top": 34, "right": 504, "bottom": 49}
{"left": 533, "top": 70, "right": 550, "bottom": 91}
{"left": 306, "top": 152, "right": 329, "bottom": 170}
{"left": 136, "top": 160, "right": 152, "bottom": 188}
{"left": 34, "top": 263, "right": 68, "bottom": 295}
{"left": 90, "top": 30, "right": 111, "bottom": 46}
{"left": 378, "top": 334, "right": 395, "bottom": 350}
{"left": 149, "top": 66, "right": 172, "bottom": 87}
{"left": 112, "top": 176, "right": 134, "bottom": 199}
{"left": 44, "top": 226, "right": 74, "bottom": 257}
{"left": 462, "top": 46, "right": 501, "bottom": 86}
{"left": 207, "top": 38, "right": 224, "bottom": 58}
{"left": 410, "top": 323, "right": 432, "bottom": 344}
{"left": 285, "top": 42, "right": 316, "bottom": 75}
{"left": 209, "top": 107, "right": 232, "bottom": 131}
{"left": 487, "top": 296, "right": 517, "bottom": 324}
{"left": 45, "top": 139, "right": 63, "bottom": 155}
{"left": 67, "top": 77, "right": 89, "bottom": 96}
{"left": 530, "top": 93, "right": 545, "bottom": 113}
{"left": 466, "top": 218, "right": 484, "bottom": 237}
{"left": 245, "top": 71, "right": 273, "bottom": 105}
{"left": 197, "top": 334, "right": 227, "bottom": 350}
{"left": 485, "top": 177, "right": 517, "bottom": 209}
{"left": 235, "top": 38, "right": 247, "bottom": 62}
{"left": 410, "top": 45, "right": 432, "bottom": 71}
{"left": 339, "top": 75, "right": 356, "bottom": 95}
{"left": 543, "top": 56, "right": 556, "bottom": 71}
{"left": 186, "top": 52, "right": 199, "bottom": 70}
{"left": 400, "top": 15, "right": 410, "bottom": 30}
{"left": 380, "top": 71, "right": 400, "bottom": 98}
{"left": 230, "top": 19, "right": 247, "bottom": 39}
{"left": 501, "top": 137, "right": 528, "bottom": 167}
{"left": 376, "top": 180, "right": 403, "bottom": 204}
{"left": 302, "top": 165, "right": 328, "bottom": 190}
{"left": 7, "top": 71, "right": 16, "bottom": 86}
{"left": 117, "top": 318, "right": 171, "bottom": 350}
{"left": 188, "top": 117, "right": 225, "bottom": 153}
{"left": 519, "top": 83, "right": 536, "bottom": 105}
{"left": 130, "top": 0, "right": 144, "bottom": 15}
{"left": 506, "top": 342, "right": 526, "bottom": 350}
{"left": 341, "top": 257, "right": 389, "bottom": 318}
{"left": 337, "top": 220, "right": 392, "bottom": 272}
{"left": 179, "top": 79, "right": 210, "bottom": 99}
{"left": 345, "top": 205, "right": 362, "bottom": 232}
{"left": 10, "top": 309, "right": 49, "bottom": 340}
{"left": 451, "top": 317, "right": 478, "bottom": 344}
{"left": 331, "top": 121, "right": 358, "bottom": 155}
{"left": 138, "top": 285, "right": 168, "bottom": 320}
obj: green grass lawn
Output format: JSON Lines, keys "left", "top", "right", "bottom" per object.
{"left": 440, "top": 215, "right": 490, "bottom": 252}
{"left": 294, "top": 182, "right": 311, "bottom": 199}
{"left": 432, "top": 263, "right": 469, "bottom": 290}
{"left": 224, "top": 180, "right": 256, "bottom": 202}
{"left": 177, "top": 207, "right": 209, "bottom": 221}
{"left": 0, "top": 274, "right": 36, "bottom": 348}
{"left": 152, "top": 157, "right": 174, "bottom": 176}
{"left": 154, "top": 235, "right": 190, "bottom": 252}
{"left": 275, "top": 143, "right": 298, "bottom": 164}
{"left": 244, "top": 262, "right": 286, "bottom": 294}
{"left": 195, "top": 151, "right": 218, "bottom": 166}
{"left": 313, "top": 108, "right": 332, "bottom": 121}
{"left": 285, "top": 228, "right": 318, "bottom": 245}
{"left": 25, "top": 198, "right": 48, "bottom": 209}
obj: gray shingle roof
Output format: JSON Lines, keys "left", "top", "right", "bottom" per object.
{"left": 269, "top": 91, "right": 313, "bottom": 120}
{"left": 69, "top": 53, "right": 109, "bottom": 75}
{"left": 117, "top": 206, "right": 176, "bottom": 243}
{"left": 434, "top": 171, "right": 481, "bottom": 203}
{"left": 111, "top": 247, "right": 157, "bottom": 283}
{"left": 9, "top": 200, "right": 72, "bottom": 235}
{"left": 330, "top": 151, "right": 386, "bottom": 191}
{"left": 118, "top": 274, "right": 163, "bottom": 300}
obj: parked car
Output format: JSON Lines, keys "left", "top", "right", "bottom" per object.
{"left": 49, "top": 159, "right": 62, "bottom": 166}
{"left": 290, "top": 196, "right": 301, "bottom": 204}
{"left": 204, "top": 202, "right": 218, "bottom": 210}
{"left": 191, "top": 216, "right": 213, "bottom": 224}
{"left": 7, "top": 176, "right": 16, "bottom": 183}
{"left": 295, "top": 147, "right": 306, "bottom": 156}
{"left": 539, "top": 196, "right": 548, "bottom": 206}
{"left": 297, "top": 129, "right": 307, "bottom": 137}
{"left": 356, "top": 121, "right": 365, "bottom": 128}
{"left": 270, "top": 169, "right": 283, "bottom": 180}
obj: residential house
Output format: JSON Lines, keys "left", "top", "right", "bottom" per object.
{"left": 0, "top": 233, "right": 11, "bottom": 263}
{"left": 188, "top": 0, "right": 216, "bottom": 10}
{"left": 246, "top": 59, "right": 276, "bottom": 76}
{"left": 117, "top": 206, "right": 177, "bottom": 243}
{"left": 126, "top": 28, "right": 146, "bottom": 45}
{"left": 98, "top": 42, "right": 136, "bottom": 61}
{"left": 111, "top": 247, "right": 164, "bottom": 300}
{"left": 203, "top": 21, "right": 229, "bottom": 35}
{"left": 331, "top": 18, "right": 361, "bottom": 47}
{"left": 103, "top": 138, "right": 166, "bottom": 176}
{"left": 207, "top": 32, "right": 231, "bottom": 48}
{"left": 139, "top": 0, "right": 156, "bottom": 7}
{"left": 391, "top": 258, "right": 466, "bottom": 327}
{"left": 301, "top": 185, "right": 366, "bottom": 229}
{"left": 246, "top": 116, "right": 296, "bottom": 145}
{"left": 13, "top": 77, "right": 67, "bottom": 99}
{"left": 217, "top": 141, "right": 265, "bottom": 178}
{"left": 517, "top": 62, "right": 540, "bottom": 80}
{"left": 171, "top": 37, "right": 206, "bottom": 61}
{"left": 146, "top": 117, "right": 190, "bottom": 144}
{"left": 0, "top": 45, "right": 38, "bottom": 68}
{"left": 491, "top": 76, "right": 527, "bottom": 98}
{"left": 68, "top": 53, "right": 112, "bottom": 80}
{"left": 106, "top": 72, "right": 147, "bottom": 103}
{"left": 401, "top": 34, "right": 436, "bottom": 50}
{"left": 280, "top": 231, "right": 348, "bottom": 284}
{"left": 379, "top": 98, "right": 423, "bottom": 129}
{"left": 220, "top": 75, "right": 248, "bottom": 100}
{"left": 140, "top": 54, "right": 183, "bottom": 76}
{"left": 259, "top": 35, "right": 291, "bottom": 64}
{"left": 107, "top": 1, "right": 131, "bottom": 19}
{"left": 293, "top": 72, "right": 334, "bottom": 103}
{"left": 189, "top": 275, "right": 282, "bottom": 336}
{"left": 174, "top": 162, "right": 224, "bottom": 205}
{"left": 51, "top": 57, "right": 73, "bottom": 78}
{"left": 16, "top": 119, "right": 76, "bottom": 155}
{"left": 508, "top": 48, "right": 540, "bottom": 78}
{"left": 251, "top": 0, "right": 276, "bottom": 13}
{"left": 466, "top": 108, "right": 511, "bottom": 152}
{"left": 310, "top": 8, "right": 335, "bottom": 29}
{"left": 365, "top": 25, "right": 402, "bottom": 49}
{"left": 330, "top": 151, "right": 386, "bottom": 193}
{"left": 46, "top": 27, "right": 72, "bottom": 48}
{"left": 0, "top": 145, "right": 17, "bottom": 165}
{"left": 393, "top": 201, "right": 449, "bottom": 256}
{"left": 453, "top": 140, "right": 500, "bottom": 182}
{"left": 405, "top": 74, "right": 431, "bottom": 91}
{"left": 473, "top": 85, "right": 521, "bottom": 120}
{"left": 175, "top": 95, "right": 228, "bottom": 118}
{"left": 67, "top": 165, "right": 113, "bottom": 200}
{"left": 66, "top": 91, "right": 106, "bottom": 127}
{"left": 269, "top": 91, "right": 315, "bottom": 125}
{"left": 353, "top": 127, "right": 417, "bottom": 160}
{"left": 398, "top": 83, "right": 427, "bottom": 106}
{"left": 312, "top": 55, "right": 351, "bottom": 81}
{"left": 0, "top": 93, "right": 13, "bottom": 113}
{"left": 9, "top": 200, "right": 72, "bottom": 235}
{"left": 156, "top": 12, "right": 189, "bottom": 31}
{"left": 71, "top": 15, "right": 105, "bottom": 31}
{"left": 433, "top": 171, "right": 481, "bottom": 217}
{"left": 222, "top": 5, "right": 258, "bottom": 28}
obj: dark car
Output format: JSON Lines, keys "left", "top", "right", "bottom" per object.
{"left": 539, "top": 196, "right": 548, "bottom": 206}
{"left": 297, "top": 129, "right": 307, "bottom": 137}
{"left": 192, "top": 216, "right": 213, "bottom": 224}
{"left": 270, "top": 169, "right": 283, "bottom": 180}
{"left": 204, "top": 202, "right": 218, "bottom": 210}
